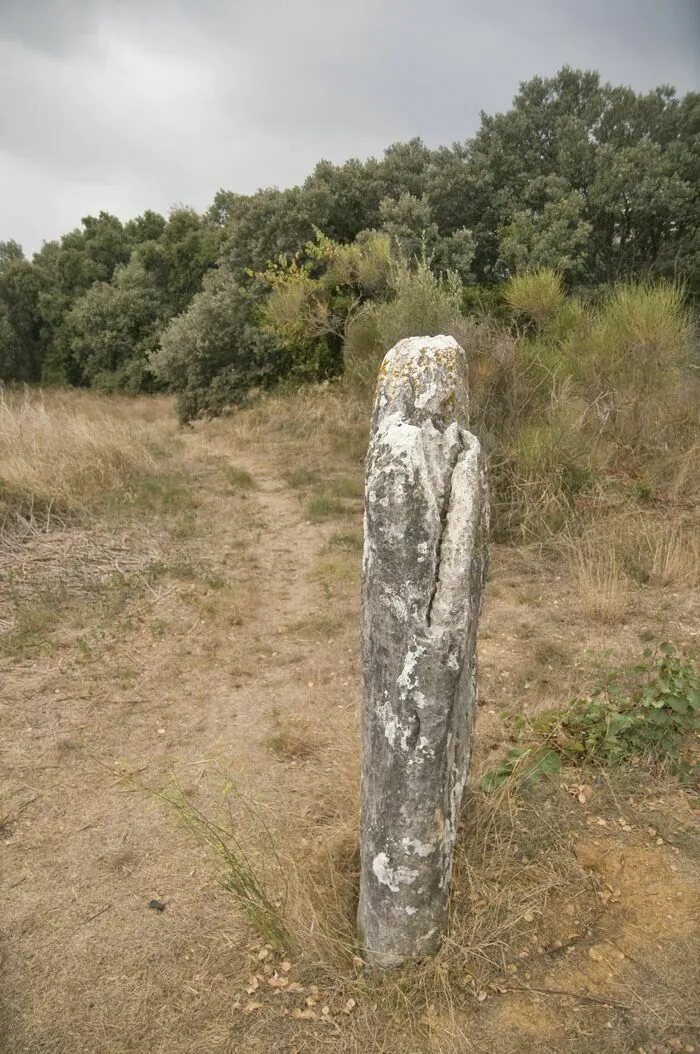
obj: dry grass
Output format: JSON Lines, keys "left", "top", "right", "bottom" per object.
{"left": 570, "top": 513, "right": 700, "bottom": 594}
{"left": 309, "top": 552, "right": 359, "bottom": 585}
{"left": 205, "top": 382, "right": 371, "bottom": 467}
{"left": 266, "top": 715, "right": 322, "bottom": 761}
{"left": 255, "top": 772, "right": 699, "bottom": 1054}
{"left": 285, "top": 782, "right": 595, "bottom": 982}
{"left": 643, "top": 520, "right": 700, "bottom": 587}
{"left": 0, "top": 387, "right": 175, "bottom": 532}
{"left": 573, "top": 544, "right": 629, "bottom": 623}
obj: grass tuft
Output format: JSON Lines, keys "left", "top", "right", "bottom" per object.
{"left": 225, "top": 464, "right": 256, "bottom": 489}
{"left": 265, "top": 715, "right": 320, "bottom": 761}
{"left": 503, "top": 268, "right": 566, "bottom": 326}
{"left": 306, "top": 494, "right": 346, "bottom": 521}
{"left": 573, "top": 544, "right": 629, "bottom": 623}
{"left": 154, "top": 779, "right": 292, "bottom": 953}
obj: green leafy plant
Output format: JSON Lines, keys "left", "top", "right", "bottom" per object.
{"left": 481, "top": 744, "right": 563, "bottom": 792}
{"left": 482, "top": 640, "right": 699, "bottom": 790}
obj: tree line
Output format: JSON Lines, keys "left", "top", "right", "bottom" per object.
{"left": 1, "top": 68, "right": 698, "bottom": 420}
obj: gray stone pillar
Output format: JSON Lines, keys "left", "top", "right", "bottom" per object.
{"left": 358, "top": 335, "right": 489, "bottom": 968}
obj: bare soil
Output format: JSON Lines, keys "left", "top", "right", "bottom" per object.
{"left": 1, "top": 403, "right": 698, "bottom": 1054}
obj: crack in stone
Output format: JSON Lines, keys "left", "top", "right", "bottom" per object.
{"left": 425, "top": 426, "right": 464, "bottom": 630}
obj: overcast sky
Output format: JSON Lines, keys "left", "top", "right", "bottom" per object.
{"left": 1, "top": 0, "right": 698, "bottom": 255}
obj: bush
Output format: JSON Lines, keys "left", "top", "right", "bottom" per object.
{"left": 344, "top": 254, "right": 469, "bottom": 389}
{"left": 589, "top": 280, "right": 693, "bottom": 390}
{"left": 503, "top": 268, "right": 566, "bottom": 328}
{"left": 473, "top": 277, "right": 698, "bottom": 539}
{"left": 255, "top": 230, "right": 392, "bottom": 387}
{"left": 150, "top": 269, "right": 287, "bottom": 423}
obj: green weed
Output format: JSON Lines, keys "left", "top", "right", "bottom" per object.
{"left": 128, "top": 474, "right": 191, "bottom": 513}
{"left": 325, "top": 531, "right": 363, "bottom": 552}
{"left": 328, "top": 476, "right": 364, "bottom": 499}
{"left": 503, "top": 268, "right": 566, "bottom": 327}
{"left": 306, "top": 494, "right": 346, "bottom": 521}
{"left": 284, "top": 467, "right": 321, "bottom": 489}
{"left": 483, "top": 640, "right": 700, "bottom": 790}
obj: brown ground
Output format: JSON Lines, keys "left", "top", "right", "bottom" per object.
{"left": 1, "top": 396, "right": 698, "bottom": 1054}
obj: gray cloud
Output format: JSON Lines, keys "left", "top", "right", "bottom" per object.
{"left": 0, "top": 0, "right": 104, "bottom": 54}
{"left": 1, "top": 0, "right": 698, "bottom": 253}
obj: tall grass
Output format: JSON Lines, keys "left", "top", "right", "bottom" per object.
{"left": 593, "top": 281, "right": 694, "bottom": 389}
{"left": 573, "top": 542, "right": 629, "bottom": 623}
{"left": 468, "top": 274, "right": 699, "bottom": 540}
{"left": 154, "top": 780, "right": 292, "bottom": 953}
{"left": 0, "top": 387, "right": 170, "bottom": 530}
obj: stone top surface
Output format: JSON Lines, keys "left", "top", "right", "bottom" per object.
{"left": 372, "top": 335, "right": 470, "bottom": 433}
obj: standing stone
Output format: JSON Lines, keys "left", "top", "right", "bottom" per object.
{"left": 358, "top": 335, "right": 489, "bottom": 968}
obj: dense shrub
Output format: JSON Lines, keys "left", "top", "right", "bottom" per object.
{"left": 150, "top": 268, "right": 286, "bottom": 423}
{"left": 467, "top": 271, "right": 698, "bottom": 538}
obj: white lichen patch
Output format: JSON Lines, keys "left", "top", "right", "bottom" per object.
{"left": 417, "top": 735, "right": 433, "bottom": 758}
{"left": 372, "top": 853, "right": 420, "bottom": 893}
{"left": 396, "top": 644, "right": 425, "bottom": 694}
{"left": 377, "top": 694, "right": 399, "bottom": 748}
{"left": 387, "top": 591, "right": 408, "bottom": 622}
{"left": 401, "top": 837, "right": 435, "bottom": 858}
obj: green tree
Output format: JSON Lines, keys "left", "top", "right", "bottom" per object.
{"left": 124, "top": 209, "right": 167, "bottom": 244}
{"left": 0, "top": 257, "right": 46, "bottom": 381}
{"left": 424, "top": 144, "right": 472, "bottom": 235}
{"left": 150, "top": 268, "right": 286, "bottom": 423}
{"left": 35, "top": 207, "right": 218, "bottom": 386}
{"left": 462, "top": 68, "right": 699, "bottom": 291}
{"left": 35, "top": 212, "right": 133, "bottom": 383}
{"left": 587, "top": 137, "right": 697, "bottom": 286}
{"left": 0, "top": 240, "right": 25, "bottom": 271}
{"left": 303, "top": 156, "right": 384, "bottom": 243}
{"left": 498, "top": 189, "right": 593, "bottom": 279}
{"left": 376, "top": 192, "right": 475, "bottom": 282}
{"left": 134, "top": 206, "right": 220, "bottom": 318}
{"left": 62, "top": 258, "right": 162, "bottom": 391}
{"left": 378, "top": 138, "right": 433, "bottom": 200}
{"left": 0, "top": 307, "right": 19, "bottom": 381}
{"left": 218, "top": 187, "right": 318, "bottom": 279}
{"left": 254, "top": 229, "right": 392, "bottom": 380}
{"left": 379, "top": 193, "right": 439, "bottom": 262}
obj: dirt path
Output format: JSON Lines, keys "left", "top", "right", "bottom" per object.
{"left": 0, "top": 430, "right": 362, "bottom": 1054}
